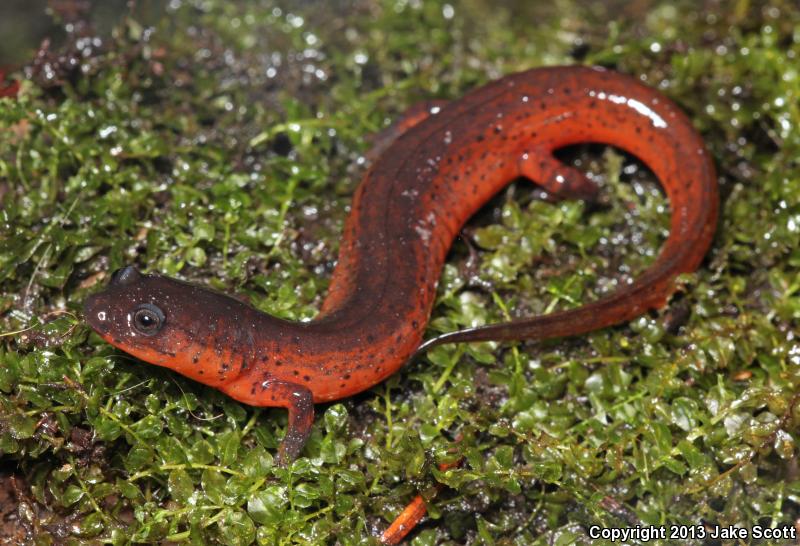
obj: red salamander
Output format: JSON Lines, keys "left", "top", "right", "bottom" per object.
{"left": 84, "top": 65, "right": 718, "bottom": 465}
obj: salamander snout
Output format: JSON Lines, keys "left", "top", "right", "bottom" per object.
{"left": 83, "top": 292, "right": 110, "bottom": 334}
{"left": 83, "top": 266, "right": 153, "bottom": 339}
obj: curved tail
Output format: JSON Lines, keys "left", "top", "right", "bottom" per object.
{"left": 417, "top": 69, "right": 718, "bottom": 354}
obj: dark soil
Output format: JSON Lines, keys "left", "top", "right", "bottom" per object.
{"left": 0, "top": 472, "right": 25, "bottom": 546}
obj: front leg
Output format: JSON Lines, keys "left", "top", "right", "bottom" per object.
{"left": 519, "top": 145, "right": 599, "bottom": 202}
{"left": 262, "top": 380, "right": 315, "bottom": 465}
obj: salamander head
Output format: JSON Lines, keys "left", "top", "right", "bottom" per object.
{"left": 84, "top": 266, "right": 248, "bottom": 386}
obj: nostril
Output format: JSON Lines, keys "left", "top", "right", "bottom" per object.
{"left": 84, "top": 294, "right": 111, "bottom": 333}
{"left": 110, "top": 266, "right": 141, "bottom": 286}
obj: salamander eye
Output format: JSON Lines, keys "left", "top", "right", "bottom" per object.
{"left": 132, "top": 304, "right": 165, "bottom": 335}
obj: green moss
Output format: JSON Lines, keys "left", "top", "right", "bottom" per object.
{"left": 1, "top": 0, "right": 799, "bottom": 544}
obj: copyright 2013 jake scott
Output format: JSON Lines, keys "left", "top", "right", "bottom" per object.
{"left": 588, "top": 523, "right": 796, "bottom": 542}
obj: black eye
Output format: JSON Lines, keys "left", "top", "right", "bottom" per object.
{"left": 132, "top": 304, "right": 165, "bottom": 335}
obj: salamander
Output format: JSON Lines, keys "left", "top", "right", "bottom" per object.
{"left": 84, "top": 64, "right": 717, "bottom": 500}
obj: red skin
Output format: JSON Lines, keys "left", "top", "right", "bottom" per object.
{"left": 85, "top": 66, "right": 717, "bottom": 466}
{"left": 0, "top": 69, "right": 19, "bottom": 98}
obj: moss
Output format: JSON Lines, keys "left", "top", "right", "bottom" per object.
{"left": 1, "top": 0, "right": 799, "bottom": 544}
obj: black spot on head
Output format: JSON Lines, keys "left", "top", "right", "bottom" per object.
{"left": 343, "top": 374, "right": 351, "bottom": 380}
{"left": 303, "top": 375, "right": 311, "bottom": 382}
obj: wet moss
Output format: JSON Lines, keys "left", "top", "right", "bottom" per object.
{"left": 1, "top": 0, "right": 799, "bottom": 544}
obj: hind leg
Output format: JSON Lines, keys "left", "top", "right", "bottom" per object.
{"left": 519, "top": 146, "right": 599, "bottom": 202}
